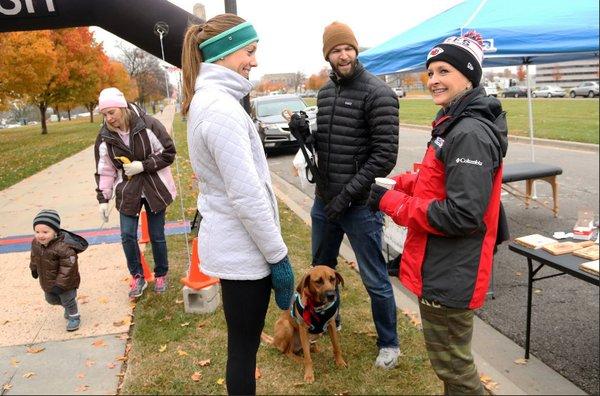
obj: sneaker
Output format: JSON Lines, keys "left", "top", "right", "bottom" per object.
{"left": 128, "top": 276, "right": 147, "bottom": 299}
{"left": 66, "top": 316, "right": 81, "bottom": 332}
{"left": 154, "top": 275, "right": 167, "bottom": 293}
{"left": 375, "top": 347, "right": 402, "bottom": 369}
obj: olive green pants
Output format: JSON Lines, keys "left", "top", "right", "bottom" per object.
{"left": 419, "top": 299, "right": 485, "bottom": 395}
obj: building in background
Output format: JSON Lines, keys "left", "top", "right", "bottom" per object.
{"left": 535, "top": 59, "right": 600, "bottom": 88}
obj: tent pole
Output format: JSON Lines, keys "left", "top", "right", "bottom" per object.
{"left": 525, "top": 63, "right": 538, "bottom": 198}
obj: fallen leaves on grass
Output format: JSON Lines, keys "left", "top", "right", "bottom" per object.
{"left": 177, "top": 349, "right": 189, "bottom": 356}
{"left": 180, "top": 322, "right": 190, "bottom": 327}
{"left": 26, "top": 346, "right": 45, "bottom": 354}
{"left": 175, "top": 298, "right": 184, "bottom": 304}
{"left": 22, "top": 372, "right": 35, "bottom": 379}
{"left": 255, "top": 368, "right": 261, "bottom": 380}
{"left": 196, "top": 321, "right": 207, "bottom": 329}
{"left": 159, "top": 345, "right": 167, "bottom": 352}
{"left": 217, "top": 378, "right": 225, "bottom": 385}
{"left": 195, "top": 359, "right": 211, "bottom": 367}
{"left": 115, "top": 355, "right": 127, "bottom": 361}
{"left": 514, "top": 357, "right": 528, "bottom": 365}
{"left": 191, "top": 372, "right": 202, "bottom": 382}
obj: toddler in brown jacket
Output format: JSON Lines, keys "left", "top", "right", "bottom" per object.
{"left": 30, "top": 209, "right": 88, "bottom": 332}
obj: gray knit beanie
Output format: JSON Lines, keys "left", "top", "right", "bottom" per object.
{"left": 33, "top": 209, "right": 61, "bottom": 233}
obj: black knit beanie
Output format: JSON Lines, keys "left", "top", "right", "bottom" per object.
{"left": 33, "top": 209, "right": 61, "bottom": 233}
{"left": 425, "top": 32, "right": 484, "bottom": 88}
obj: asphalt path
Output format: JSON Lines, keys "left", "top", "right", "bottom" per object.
{"left": 266, "top": 127, "right": 599, "bottom": 394}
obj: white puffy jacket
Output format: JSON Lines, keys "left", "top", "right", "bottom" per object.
{"left": 187, "top": 63, "right": 287, "bottom": 280}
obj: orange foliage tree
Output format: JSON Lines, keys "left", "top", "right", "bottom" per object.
{"left": 0, "top": 28, "right": 112, "bottom": 133}
{"left": 305, "top": 68, "right": 330, "bottom": 91}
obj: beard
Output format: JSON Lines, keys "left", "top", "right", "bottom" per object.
{"left": 331, "top": 59, "right": 357, "bottom": 79}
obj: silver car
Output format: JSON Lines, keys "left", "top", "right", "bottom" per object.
{"left": 532, "top": 85, "right": 566, "bottom": 98}
{"left": 569, "top": 81, "right": 599, "bottom": 98}
{"left": 251, "top": 94, "right": 317, "bottom": 151}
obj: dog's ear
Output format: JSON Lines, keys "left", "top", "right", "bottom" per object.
{"left": 335, "top": 271, "right": 344, "bottom": 288}
{"left": 296, "top": 273, "right": 311, "bottom": 293}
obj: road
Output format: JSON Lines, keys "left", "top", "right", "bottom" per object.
{"left": 266, "top": 127, "right": 599, "bottom": 394}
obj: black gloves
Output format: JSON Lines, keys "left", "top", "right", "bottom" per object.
{"left": 325, "top": 192, "right": 351, "bottom": 221}
{"left": 50, "top": 285, "right": 64, "bottom": 296}
{"left": 288, "top": 111, "right": 313, "bottom": 146}
{"left": 367, "top": 183, "right": 388, "bottom": 212}
{"left": 31, "top": 269, "right": 38, "bottom": 279}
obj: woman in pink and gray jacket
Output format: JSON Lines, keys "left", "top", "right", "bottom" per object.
{"left": 93, "top": 87, "right": 177, "bottom": 299}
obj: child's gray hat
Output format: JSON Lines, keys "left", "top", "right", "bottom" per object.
{"left": 33, "top": 209, "right": 61, "bottom": 233}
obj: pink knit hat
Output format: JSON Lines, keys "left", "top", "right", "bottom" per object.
{"left": 98, "top": 87, "right": 127, "bottom": 111}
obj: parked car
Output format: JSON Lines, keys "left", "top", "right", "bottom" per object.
{"left": 251, "top": 94, "right": 317, "bottom": 151}
{"left": 569, "top": 81, "right": 599, "bottom": 98}
{"left": 501, "top": 86, "right": 528, "bottom": 98}
{"left": 392, "top": 87, "right": 405, "bottom": 98}
{"left": 483, "top": 84, "right": 498, "bottom": 97}
{"left": 532, "top": 85, "right": 566, "bottom": 98}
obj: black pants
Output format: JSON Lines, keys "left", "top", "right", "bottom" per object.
{"left": 221, "top": 276, "right": 271, "bottom": 395}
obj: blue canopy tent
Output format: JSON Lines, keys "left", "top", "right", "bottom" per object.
{"left": 359, "top": 0, "right": 599, "bottom": 163}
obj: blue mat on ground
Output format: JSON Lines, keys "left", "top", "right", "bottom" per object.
{"left": 0, "top": 221, "right": 191, "bottom": 254}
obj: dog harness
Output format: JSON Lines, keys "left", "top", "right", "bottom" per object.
{"left": 291, "top": 292, "right": 339, "bottom": 335}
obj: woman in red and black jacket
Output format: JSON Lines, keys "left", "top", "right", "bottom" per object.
{"left": 368, "top": 32, "right": 508, "bottom": 395}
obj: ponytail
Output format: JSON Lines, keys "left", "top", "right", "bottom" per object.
{"left": 180, "top": 13, "right": 247, "bottom": 116}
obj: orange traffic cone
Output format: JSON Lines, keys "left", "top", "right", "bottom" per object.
{"left": 139, "top": 249, "right": 155, "bottom": 283}
{"left": 180, "top": 237, "right": 219, "bottom": 289}
{"left": 139, "top": 211, "right": 150, "bottom": 244}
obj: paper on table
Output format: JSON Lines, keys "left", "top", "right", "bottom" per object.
{"left": 514, "top": 234, "right": 557, "bottom": 249}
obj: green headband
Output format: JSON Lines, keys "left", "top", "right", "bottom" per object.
{"left": 199, "top": 22, "right": 259, "bottom": 63}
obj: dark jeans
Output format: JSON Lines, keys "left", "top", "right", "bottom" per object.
{"left": 221, "top": 276, "right": 271, "bottom": 396}
{"left": 311, "top": 196, "right": 398, "bottom": 348}
{"left": 119, "top": 199, "right": 168, "bottom": 278}
{"left": 45, "top": 288, "right": 79, "bottom": 317}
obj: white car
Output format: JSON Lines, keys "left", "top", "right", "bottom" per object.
{"left": 392, "top": 87, "right": 405, "bottom": 98}
{"left": 532, "top": 85, "right": 566, "bottom": 98}
{"left": 483, "top": 85, "right": 498, "bottom": 97}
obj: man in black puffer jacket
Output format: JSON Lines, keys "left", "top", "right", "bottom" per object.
{"left": 311, "top": 21, "right": 400, "bottom": 369}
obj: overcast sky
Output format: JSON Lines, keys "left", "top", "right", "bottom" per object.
{"left": 92, "top": 0, "right": 464, "bottom": 80}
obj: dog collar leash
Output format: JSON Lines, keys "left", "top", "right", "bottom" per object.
{"left": 292, "top": 292, "right": 339, "bottom": 335}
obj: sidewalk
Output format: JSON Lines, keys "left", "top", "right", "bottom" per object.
{"left": 270, "top": 170, "right": 586, "bottom": 395}
{"left": 0, "top": 105, "right": 176, "bottom": 395}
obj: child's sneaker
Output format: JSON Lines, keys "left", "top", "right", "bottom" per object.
{"left": 66, "top": 316, "right": 80, "bottom": 332}
{"left": 128, "top": 275, "right": 147, "bottom": 299}
{"left": 154, "top": 275, "right": 167, "bottom": 293}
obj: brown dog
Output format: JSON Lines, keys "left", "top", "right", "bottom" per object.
{"left": 262, "top": 265, "right": 346, "bottom": 383}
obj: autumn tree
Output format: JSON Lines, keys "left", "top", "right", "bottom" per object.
{"left": 419, "top": 72, "right": 429, "bottom": 87}
{"left": 118, "top": 45, "right": 170, "bottom": 108}
{"left": 0, "top": 30, "right": 58, "bottom": 133}
{"left": 305, "top": 68, "right": 329, "bottom": 91}
{"left": 291, "top": 71, "right": 306, "bottom": 92}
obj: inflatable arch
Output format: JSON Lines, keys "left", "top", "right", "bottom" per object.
{"left": 0, "top": 0, "right": 206, "bottom": 67}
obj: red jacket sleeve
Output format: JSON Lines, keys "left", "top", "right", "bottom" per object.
{"left": 379, "top": 190, "right": 444, "bottom": 235}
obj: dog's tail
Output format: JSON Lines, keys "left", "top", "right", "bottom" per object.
{"left": 260, "top": 331, "right": 274, "bottom": 345}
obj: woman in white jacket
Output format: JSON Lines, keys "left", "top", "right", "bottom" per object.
{"left": 181, "top": 14, "right": 294, "bottom": 395}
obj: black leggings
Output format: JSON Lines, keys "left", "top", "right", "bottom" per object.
{"left": 220, "top": 276, "right": 271, "bottom": 395}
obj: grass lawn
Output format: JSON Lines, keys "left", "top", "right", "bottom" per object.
{"left": 399, "top": 98, "right": 599, "bottom": 144}
{"left": 120, "top": 114, "right": 443, "bottom": 394}
{"left": 0, "top": 119, "right": 100, "bottom": 190}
